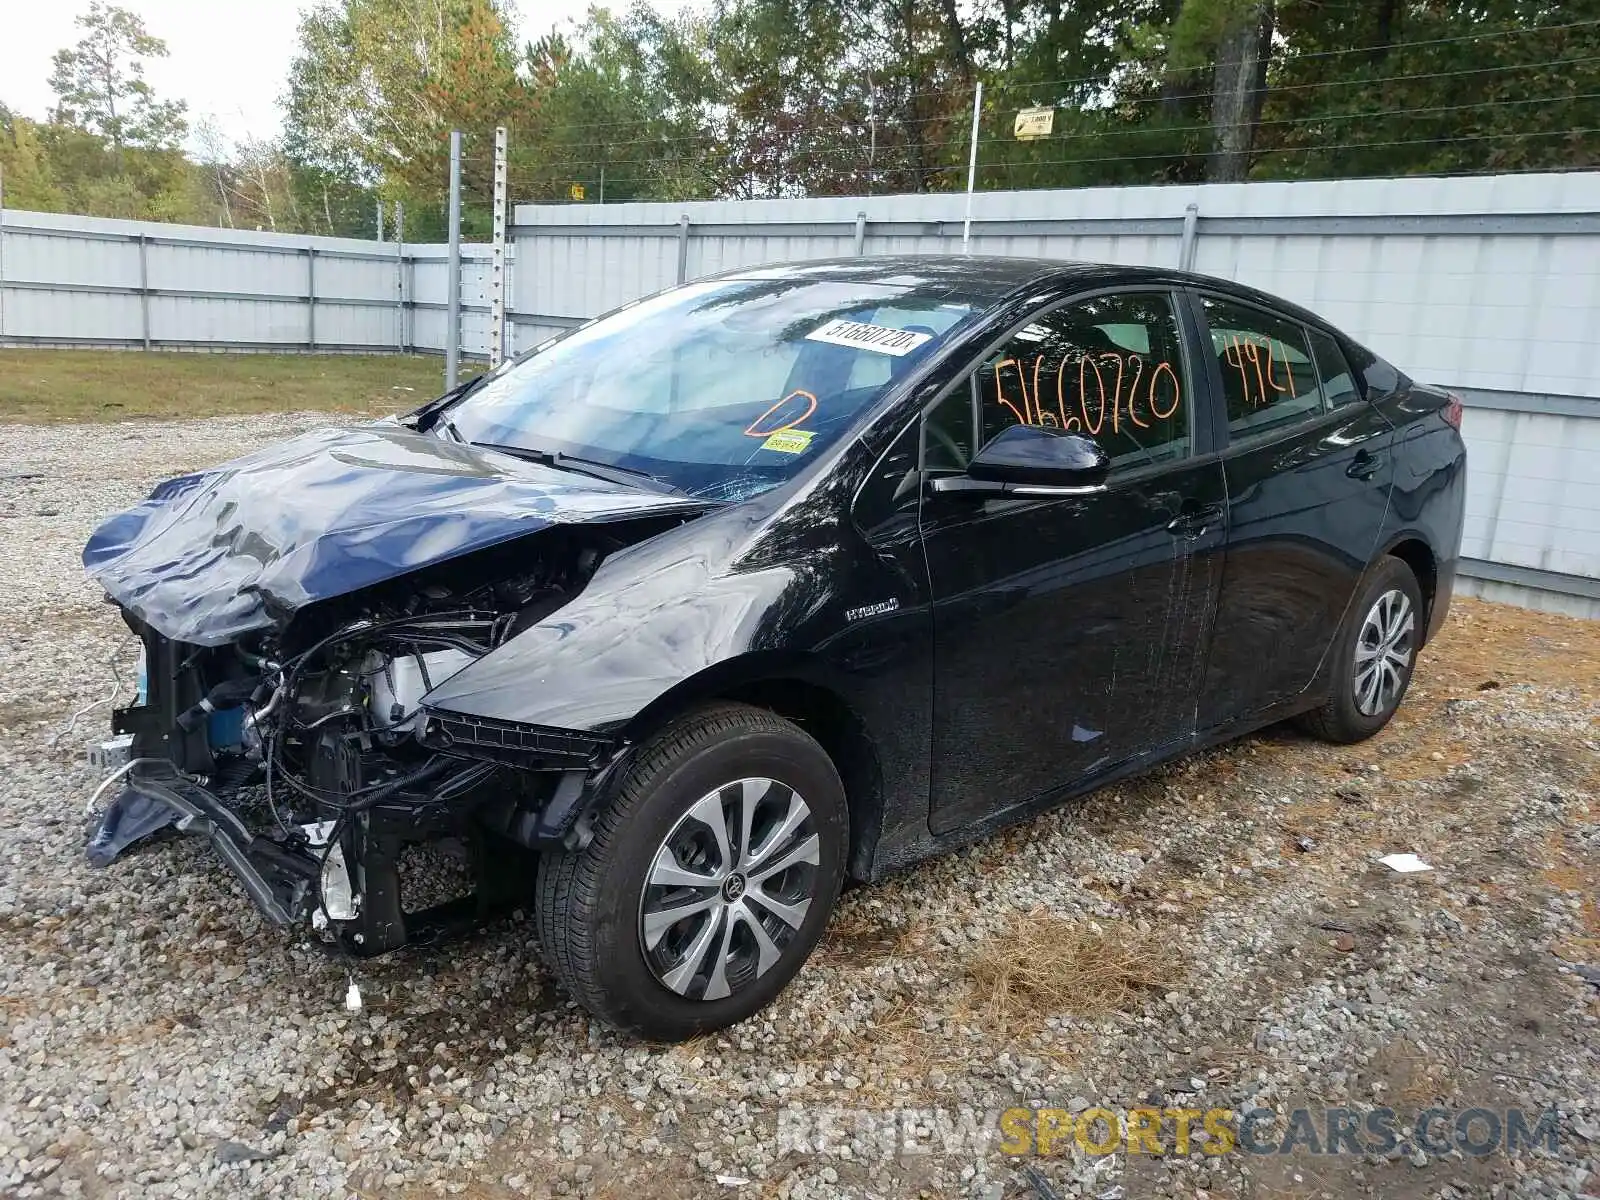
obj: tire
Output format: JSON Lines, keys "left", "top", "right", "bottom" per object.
{"left": 535, "top": 702, "right": 848, "bottom": 1041}
{"left": 1298, "top": 556, "right": 1424, "bottom": 744}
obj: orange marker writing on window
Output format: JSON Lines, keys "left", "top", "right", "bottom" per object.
{"left": 744, "top": 389, "right": 818, "bottom": 438}
{"left": 1263, "top": 339, "right": 1296, "bottom": 398}
{"left": 992, "top": 358, "right": 1031, "bottom": 426}
{"left": 1150, "top": 361, "right": 1182, "bottom": 420}
{"left": 1224, "top": 335, "right": 1254, "bottom": 406}
{"left": 1079, "top": 355, "right": 1107, "bottom": 435}
{"left": 1099, "top": 353, "right": 1125, "bottom": 435}
{"left": 1125, "top": 355, "right": 1148, "bottom": 428}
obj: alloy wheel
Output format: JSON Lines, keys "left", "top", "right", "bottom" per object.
{"left": 639, "top": 778, "right": 820, "bottom": 1002}
{"left": 1353, "top": 588, "right": 1415, "bottom": 717}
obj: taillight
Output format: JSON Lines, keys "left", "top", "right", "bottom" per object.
{"left": 1442, "top": 391, "right": 1463, "bottom": 430}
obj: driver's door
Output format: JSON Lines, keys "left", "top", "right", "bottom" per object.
{"left": 919, "top": 289, "right": 1228, "bottom": 835}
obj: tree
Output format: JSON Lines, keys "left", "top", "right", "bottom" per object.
{"left": 193, "top": 117, "right": 235, "bottom": 226}
{"left": 1159, "top": 0, "right": 1275, "bottom": 182}
{"left": 1259, "top": 0, "right": 1598, "bottom": 179}
{"left": 517, "top": 12, "right": 723, "bottom": 203}
{"left": 47, "top": 2, "right": 188, "bottom": 151}
{"left": 284, "top": 0, "right": 527, "bottom": 233}
{"left": 225, "top": 138, "right": 302, "bottom": 231}
{"left": 0, "top": 108, "right": 66, "bottom": 211}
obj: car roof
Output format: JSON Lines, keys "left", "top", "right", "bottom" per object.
{"left": 716, "top": 254, "right": 1072, "bottom": 298}
{"left": 712, "top": 254, "right": 1341, "bottom": 335}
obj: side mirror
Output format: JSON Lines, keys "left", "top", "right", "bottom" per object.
{"left": 933, "top": 425, "right": 1110, "bottom": 495}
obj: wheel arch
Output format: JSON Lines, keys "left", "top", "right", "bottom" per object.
{"left": 621, "top": 653, "right": 886, "bottom": 881}
{"left": 1379, "top": 533, "right": 1439, "bottom": 644}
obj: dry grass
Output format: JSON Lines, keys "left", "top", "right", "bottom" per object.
{"left": 963, "top": 911, "right": 1177, "bottom": 1031}
{"left": 0, "top": 349, "right": 464, "bottom": 422}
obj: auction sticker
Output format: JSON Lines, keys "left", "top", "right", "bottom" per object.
{"left": 805, "top": 319, "right": 933, "bottom": 356}
{"left": 761, "top": 429, "right": 815, "bottom": 454}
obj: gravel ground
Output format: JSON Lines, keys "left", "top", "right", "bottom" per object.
{"left": 2, "top": 414, "right": 1597, "bottom": 1200}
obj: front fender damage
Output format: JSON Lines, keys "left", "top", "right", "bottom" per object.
{"left": 411, "top": 506, "right": 822, "bottom": 855}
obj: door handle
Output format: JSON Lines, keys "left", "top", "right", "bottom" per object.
{"left": 1347, "top": 450, "right": 1385, "bottom": 480}
{"left": 1166, "top": 502, "right": 1224, "bottom": 537}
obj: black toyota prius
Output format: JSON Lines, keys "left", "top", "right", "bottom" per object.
{"left": 83, "top": 256, "right": 1466, "bottom": 1040}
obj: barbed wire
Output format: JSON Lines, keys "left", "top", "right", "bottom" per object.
{"left": 882, "top": 126, "right": 1599, "bottom": 178}
{"left": 444, "top": 51, "right": 1600, "bottom": 166}
{"left": 939, "top": 16, "right": 1600, "bottom": 101}
{"left": 454, "top": 89, "right": 1597, "bottom": 180}
{"left": 493, "top": 17, "right": 1600, "bottom": 138}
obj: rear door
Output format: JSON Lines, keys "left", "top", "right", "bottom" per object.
{"left": 1191, "top": 292, "right": 1396, "bottom": 726}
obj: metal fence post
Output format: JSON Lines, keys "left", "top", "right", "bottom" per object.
{"left": 0, "top": 164, "right": 7, "bottom": 342}
{"left": 962, "top": 82, "right": 983, "bottom": 252}
{"left": 446, "top": 129, "right": 463, "bottom": 389}
{"left": 395, "top": 202, "right": 406, "bottom": 353}
{"left": 490, "top": 125, "right": 508, "bottom": 366}
{"left": 1179, "top": 202, "right": 1200, "bottom": 272}
{"left": 676, "top": 215, "right": 691, "bottom": 285}
{"left": 306, "top": 245, "right": 317, "bottom": 350}
{"left": 854, "top": 211, "right": 867, "bottom": 256}
{"left": 137, "top": 234, "right": 151, "bottom": 350}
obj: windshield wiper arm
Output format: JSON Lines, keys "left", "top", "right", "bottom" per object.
{"left": 472, "top": 443, "right": 688, "bottom": 497}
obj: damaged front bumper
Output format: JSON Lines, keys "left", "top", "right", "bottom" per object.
{"left": 90, "top": 769, "right": 323, "bottom": 925}
{"left": 85, "top": 739, "right": 616, "bottom": 954}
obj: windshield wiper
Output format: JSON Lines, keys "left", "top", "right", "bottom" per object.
{"left": 472, "top": 442, "right": 689, "bottom": 497}
{"left": 415, "top": 371, "right": 491, "bottom": 440}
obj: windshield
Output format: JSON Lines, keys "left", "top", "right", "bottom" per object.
{"left": 446, "top": 276, "right": 976, "bottom": 501}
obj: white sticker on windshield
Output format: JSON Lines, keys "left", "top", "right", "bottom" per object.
{"left": 805, "top": 319, "right": 934, "bottom": 357}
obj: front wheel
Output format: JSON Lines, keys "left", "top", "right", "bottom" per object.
{"left": 1298, "top": 556, "right": 1423, "bottom": 744}
{"left": 536, "top": 703, "right": 847, "bottom": 1041}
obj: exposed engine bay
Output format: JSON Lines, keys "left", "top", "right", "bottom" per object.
{"left": 88, "top": 527, "right": 666, "bottom": 954}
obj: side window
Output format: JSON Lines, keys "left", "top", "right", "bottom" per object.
{"left": 973, "top": 292, "right": 1191, "bottom": 470}
{"left": 1201, "top": 297, "right": 1325, "bottom": 439}
{"left": 1306, "top": 327, "right": 1360, "bottom": 407}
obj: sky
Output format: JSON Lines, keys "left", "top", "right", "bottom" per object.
{"left": 0, "top": 0, "right": 599, "bottom": 152}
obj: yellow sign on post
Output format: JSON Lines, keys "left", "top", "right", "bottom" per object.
{"left": 569, "top": 183, "right": 586, "bottom": 201}
{"left": 1014, "top": 106, "right": 1055, "bottom": 141}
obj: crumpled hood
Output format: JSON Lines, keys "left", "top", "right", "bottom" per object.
{"left": 83, "top": 423, "right": 704, "bottom": 645}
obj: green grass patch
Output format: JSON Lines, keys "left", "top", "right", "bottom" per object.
{"left": 0, "top": 350, "right": 461, "bottom": 423}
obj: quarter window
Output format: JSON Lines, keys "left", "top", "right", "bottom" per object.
{"left": 973, "top": 292, "right": 1191, "bottom": 469}
{"left": 1307, "top": 327, "right": 1360, "bottom": 407}
{"left": 924, "top": 385, "right": 976, "bottom": 473}
{"left": 1202, "top": 297, "right": 1325, "bottom": 438}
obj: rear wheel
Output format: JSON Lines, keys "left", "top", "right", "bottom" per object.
{"left": 1299, "top": 556, "right": 1423, "bottom": 744}
{"left": 536, "top": 703, "right": 847, "bottom": 1041}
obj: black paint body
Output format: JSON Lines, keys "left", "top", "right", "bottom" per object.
{"left": 87, "top": 256, "right": 1467, "bottom": 888}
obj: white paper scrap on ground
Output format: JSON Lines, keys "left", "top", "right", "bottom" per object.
{"left": 1378, "top": 853, "right": 1433, "bottom": 873}
{"left": 345, "top": 982, "right": 363, "bottom": 1011}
